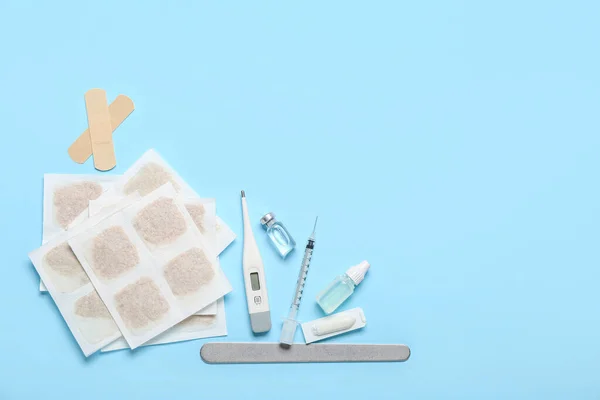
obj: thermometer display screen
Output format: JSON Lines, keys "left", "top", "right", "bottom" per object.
{"left": 250, "top": 272, "right": 260, "bottom": 291}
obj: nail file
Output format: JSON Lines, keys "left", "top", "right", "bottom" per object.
{"left": 84, "top": 88, "right": 116, "bottom": 171}
{"left": 200, "top": 343, "right": 410, "bottom": 364}
{"left": 68, "top": 95, "right": 134, "bottom": 164}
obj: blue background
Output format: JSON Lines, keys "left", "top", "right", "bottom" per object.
{"left": 0, "top": 1, "right": 599, "bottom": 399}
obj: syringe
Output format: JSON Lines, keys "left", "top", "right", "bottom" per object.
{"left": 280, "top": 217, "right": 318, "bottom": 348}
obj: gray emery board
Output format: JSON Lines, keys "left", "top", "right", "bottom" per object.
{"left": 200, "top": 343, "right": 411, "bottom": 364}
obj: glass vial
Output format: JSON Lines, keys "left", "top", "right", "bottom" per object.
{"left": 260, "top": 212, "right": 296, "bottom": 258}
{"left": 316, "top": 261, "right": 370, "bottom": 314}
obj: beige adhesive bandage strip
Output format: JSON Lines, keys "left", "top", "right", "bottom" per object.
{"left": 84, "top": 89, "right": 116, "bottom": 171}
{"left": 68, "top": 95, "right": 135, "bottom": 164}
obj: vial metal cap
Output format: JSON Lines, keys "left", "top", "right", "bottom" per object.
{"left": 260, "top": 212, "right": 276, "bottom": 226}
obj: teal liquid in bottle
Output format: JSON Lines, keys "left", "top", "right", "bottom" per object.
{"left": 316, "top": 261, "right": 370, "bottom": 314}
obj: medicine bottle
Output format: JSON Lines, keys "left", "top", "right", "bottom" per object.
{"left": 316, "top": 261, "right": 370, "bottom": 314}
{"left": 260, "top": 212, "right": 296, "bottom": 258}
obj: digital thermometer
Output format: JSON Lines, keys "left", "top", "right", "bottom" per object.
{"left": 241, "top": 190, "right": 271, "bottom": 333}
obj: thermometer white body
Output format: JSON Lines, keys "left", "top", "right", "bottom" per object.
{"left": 241, "top": 191, "right": 271, "bottom": 333}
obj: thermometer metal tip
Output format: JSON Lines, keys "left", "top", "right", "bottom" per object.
{"left": 241, "top": 190, "right": 245, "bottom": 197}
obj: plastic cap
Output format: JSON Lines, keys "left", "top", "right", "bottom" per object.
{"left": 260, "top": 212, "right": 276, "bottom": 227}
{"left": 346, "top": 261, "right": 370, "bottom": 286}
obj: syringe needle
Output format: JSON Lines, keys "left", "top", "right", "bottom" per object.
{"left": 310, "top": 217, "right": 318, "bottom": 240}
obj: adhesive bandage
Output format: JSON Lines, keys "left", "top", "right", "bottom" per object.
{"left": 215, "top": 216, "right": 237, "bottom": 255}
{"left": 91, "top": 226, "right": 140, "bottom": 281}
{"left": 184, "top": 198, "right": 216, "bottom": 250}
{"left": 301, "top": 308, "right": 366, "bottom": 344}
{"left": 124, "top": 162, "right": 181, "bottom": 196}
{"left": 163, "top": 248, "right": 215, "bottom": 296}
{"left": 43, "top": 174, "right": 120, "bottom": 239}
{"left": 40, "top": 174, "right": 120, "bottom": 291}
{"left": 102, "top": 200, "right": 223, "bottom": 351}
{"left": 29, "top": 195, "right": 141, "bottom": 356}
{"left": 182, "top": 199, "right": 220, "bottom": 317}
{"left": 43, "top": 242, "right": 90, "bottom": 292}
{"left": 101, "top": 298, "right": 227, "bottom": 352}
{"left": 68, "top": 184, "right": 232, "bottom": 349}
{"left": 96, "top": 149, "right": 236, "bottom": 254}
{"left": 186, "top": 203, "right": 207, "bottom": 233}
{"left": 74, "top": 290, "right": 112, "bottom": 319}
{"left": 114, "top": 277, "right": 171, "bottom": 333}
{"left": 84, "top": 89, "right": 116, "bottom": 171}
{"left": 90, "top": 195, "right": 219, "bottom": 316}
{"left": 68, "top": 95, "right": 134, "bottom": 164}
{"left": 133, "top": 197, "right": 188, "bottom": 246}
{"left": 55, "top": 182, "right": 102, "bottom": 229}
{"left": 91, "top": 197, "right": 217, "bottom": 249}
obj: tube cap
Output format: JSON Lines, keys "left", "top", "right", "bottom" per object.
{"left": 346, "top": 261, "right": 370, "bottom": 286}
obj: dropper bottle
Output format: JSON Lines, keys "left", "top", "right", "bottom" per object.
{"left": 315, "top": 261, "right": 370, "bottom": 314}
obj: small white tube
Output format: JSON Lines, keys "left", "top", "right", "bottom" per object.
{"left": 312, "top": 315, "right": 356, "bottom": 336}
{"left": 301, "top": 308, "right": 366, "bottom": 344}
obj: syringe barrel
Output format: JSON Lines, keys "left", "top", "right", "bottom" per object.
{"left": 289, "top": 244, "right": 313, "bottom": 309}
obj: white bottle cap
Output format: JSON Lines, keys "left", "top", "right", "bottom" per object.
{"left": 346, "top": 260, "right": 370, "bottom": 286}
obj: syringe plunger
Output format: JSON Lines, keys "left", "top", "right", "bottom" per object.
{"left": 279, "top": 318, "right": 298, "bottom": 348}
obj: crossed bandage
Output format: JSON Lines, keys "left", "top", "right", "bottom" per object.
{"left": 68, "top": 90, "right": 134, "bottom": 171}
